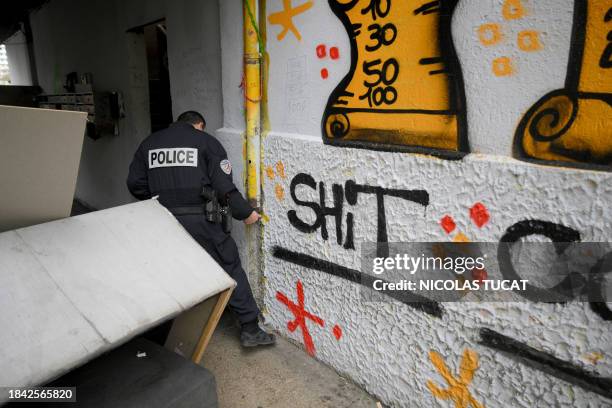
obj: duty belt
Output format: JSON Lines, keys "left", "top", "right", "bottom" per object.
{"left": 168, "top": 187, "right": 233, "bottom": 234}
{"left": 168, "top": 206, "right": 205, "bottom": 216}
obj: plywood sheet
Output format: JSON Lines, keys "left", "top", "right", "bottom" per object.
{"left": 165, "top": 294, "right": 219, "bottom": 359}
{"left": 0, "top": 105, "right": 86, "bottom": 232}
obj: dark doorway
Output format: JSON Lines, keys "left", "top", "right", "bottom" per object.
{"left": 143, "top": 21, "right": 172, "bottom": 132}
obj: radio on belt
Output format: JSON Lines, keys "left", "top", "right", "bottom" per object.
{"left": 201, "top": 187, "right": 232, "bottom": 234}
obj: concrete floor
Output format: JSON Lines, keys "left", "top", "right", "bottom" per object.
{"left": 201, "top": 313, "right": 378, "bottom": 408}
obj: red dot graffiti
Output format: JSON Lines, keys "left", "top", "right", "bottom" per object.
{"left": 470, "top": 202, "right": 490, "bottom": 228}
{"left": 440, "top": 215, "right": 457, "bottom": 234}
{"left": 316, "top": 44, "right": 340, "bottom": 79}
{"left": 472, "top": 267, "right": 488, "bottom": 282}
{"left": 440, "top": 203, "right": 490, "bottom": 236}
{"left": 330, "top": 46, "right": 340, "bottom": 59}
{"left": 333, "top": 324, "right": 342, "bottom": 340}
{"left": 316, "top": 44, "right": 326, "bottom": 59}
{"left": 276, "top": 280, "right": 325, "bottom": 356}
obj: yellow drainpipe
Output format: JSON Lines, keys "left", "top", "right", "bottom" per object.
{"left": 243, "top": 0, "right": 261, "bottom": 209}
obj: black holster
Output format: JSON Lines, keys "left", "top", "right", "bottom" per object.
{"left": 202, "top": 187, "right": 232, "bottom": 233}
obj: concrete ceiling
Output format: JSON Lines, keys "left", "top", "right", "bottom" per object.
{"left": 0, "top": 0, "right": 47, "bottom": 43}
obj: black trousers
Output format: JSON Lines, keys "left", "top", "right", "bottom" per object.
{"left": 175, "top": 214, "right": 260, "bottom": 325}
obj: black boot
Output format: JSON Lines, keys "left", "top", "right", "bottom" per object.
{"left": 240, "top": 320, "right": 276, "bottom": 348}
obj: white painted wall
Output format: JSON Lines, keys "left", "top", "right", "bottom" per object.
{"left": 216, "top": 0, "right": 612, "bottom": 406}
{"left": 29, "top": 0, "right": 225, "bottom": 210}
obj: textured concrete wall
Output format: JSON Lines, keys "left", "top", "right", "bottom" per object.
{"left": 218, "top": 0, "right": 612, "bottom": 406}
{"left": 262, "top": 134, "right": 612, "bottom": 408}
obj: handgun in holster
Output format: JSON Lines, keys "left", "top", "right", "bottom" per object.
{"left": 201, "top": 187, "right": 232, "bottom": 234}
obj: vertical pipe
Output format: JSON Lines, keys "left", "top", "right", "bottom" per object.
{"left": 258, "top": 0, "right": 270, "bottom": 189}
{"left": 243, "top": 0, "right": 261, "bottom": 209}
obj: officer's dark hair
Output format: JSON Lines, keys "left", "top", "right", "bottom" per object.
{"left": 177, "top": 111, "right": 206, "bottom": 126}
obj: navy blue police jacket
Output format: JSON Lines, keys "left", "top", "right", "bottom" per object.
{"left": 126, "top": 122, "right": 253, "bottom": 220}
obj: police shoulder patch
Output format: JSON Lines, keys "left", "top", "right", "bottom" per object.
{"left": 220, "top": 159, "right": 232, "bottom": 175}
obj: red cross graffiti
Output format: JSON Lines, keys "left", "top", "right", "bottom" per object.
{"left": 276, "top": 280, "right": 324, "bottom": 356}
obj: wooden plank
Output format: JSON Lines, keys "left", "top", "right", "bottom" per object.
{"left": 164, "top": 287, "right": 234, "bottom": 364}
{"left": 164, "top": 295, "right": 220, "bottom": 359}
{"left": 192, "top": 288, "right": 233, "bottom": 364}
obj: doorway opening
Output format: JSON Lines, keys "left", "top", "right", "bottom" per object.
{"left": 143, "top": 20, "right": 172, "bottom": 132}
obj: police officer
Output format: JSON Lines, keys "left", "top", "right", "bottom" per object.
{"left": 127, "top": 111, "right": 276, "bottom": 348}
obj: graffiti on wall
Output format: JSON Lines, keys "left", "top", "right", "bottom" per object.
{"left": 282, "top": 170, "right": 612, "bottom": 317}
{"left": 440, "top": 202, "right": 491, "bottom": 243}
{"left": 427, "top": 349, "right": 484, "bottom": 408}
{"left": 479, "top": 328, "right": 612, "bottom": 398}
{"left": 477, "top": 0, "right": 544, "bottom": 78}
{"left": 263, "top": 1, "right": 612, "bottom": 403}
{"left": 315, "top": 0, "right": 611, "bottom": 169}
{"left": 287, "top": 173, "right": 429, "bottom": 254}
{"left": 268, "top": 163, "right": 612, "bottom": 400}
{"left": 316, "top": 43, "right": 341, "bottom": 79}
{"left": 276, "top": 280, "right": 343, "bottom": 356}
{"left": 268, "top": 0, "right": 314, "bottom": 42}
{"left": 514, "top": 1, "right": 612, "bottom": 169}
{"left": 321, "top": 0, "right": 468, "bottom": 156}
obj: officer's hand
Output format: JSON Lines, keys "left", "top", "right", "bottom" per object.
{"left": 244, "top": 211, "right": 261, "bottom": 225}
